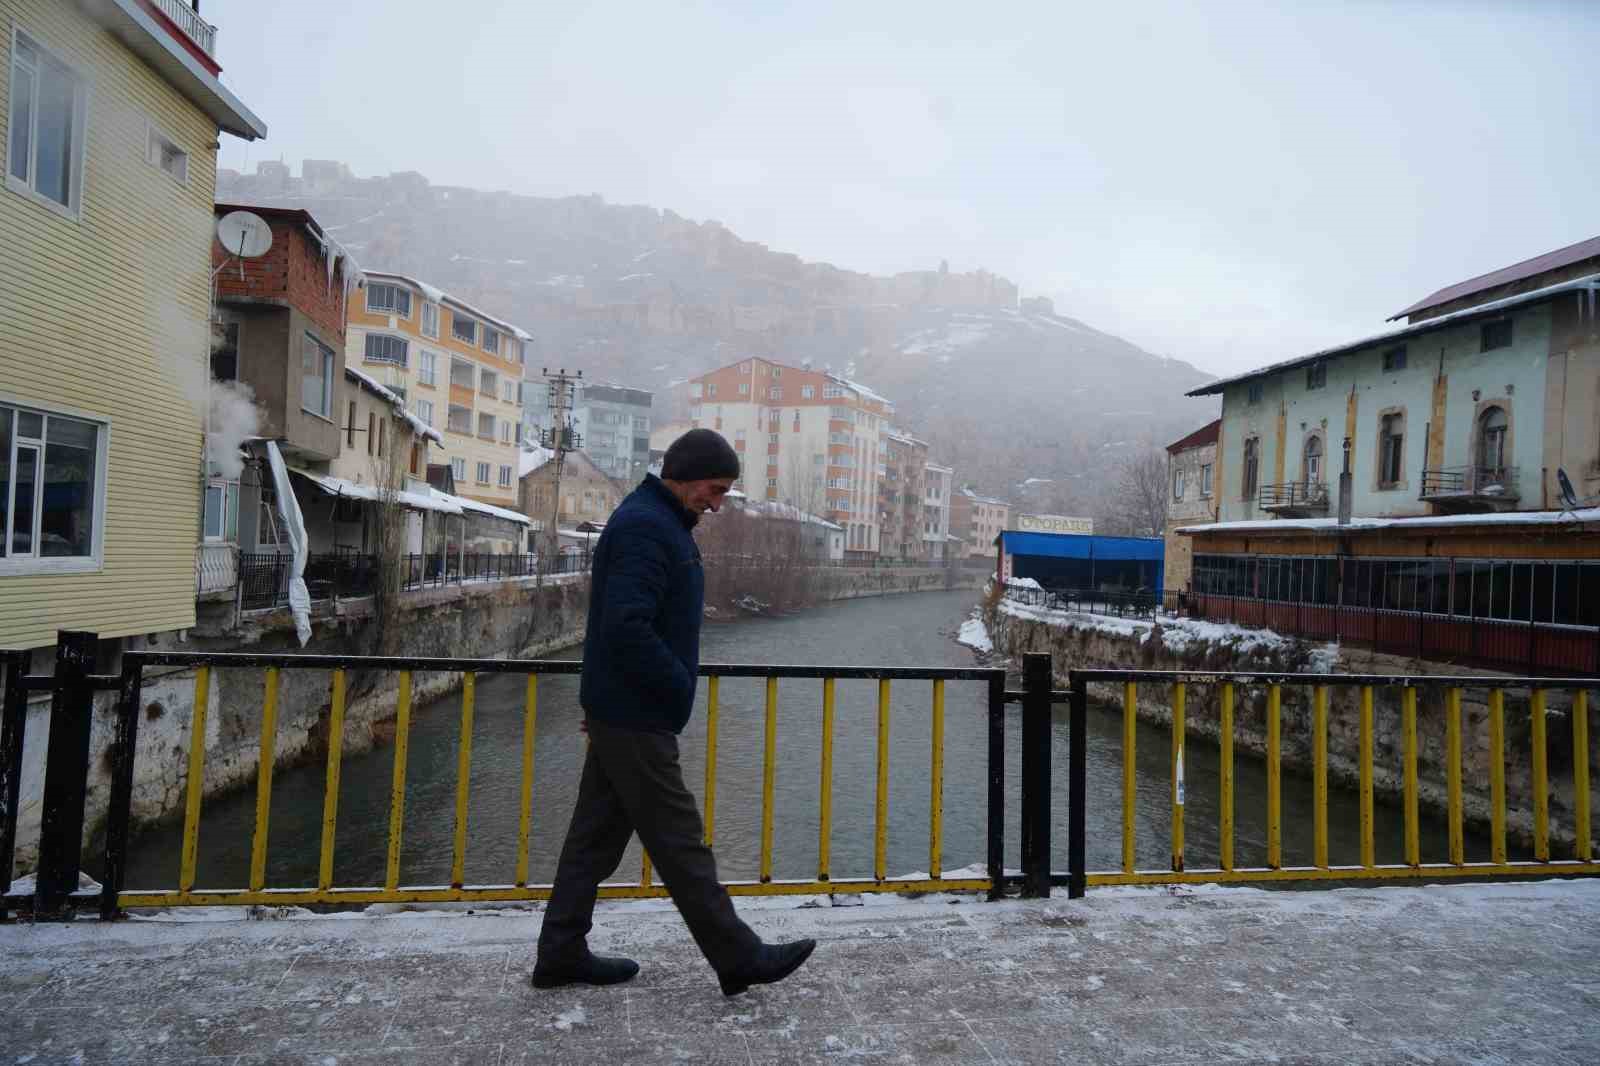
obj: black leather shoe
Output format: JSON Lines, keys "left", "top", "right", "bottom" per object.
{"left": 719, "top": 939, "right": 817, "bottom": 997}
{"left": 531, "top": 953, "right": 640, "bottom": 989}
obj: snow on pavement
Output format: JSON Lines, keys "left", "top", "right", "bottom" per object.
{"left": 2, "top": 879, "right": 1596, "bottom": 1063}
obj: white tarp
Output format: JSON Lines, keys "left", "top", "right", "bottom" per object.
{"left": 265, "top": 442, "right": 312, "bottom": 646}
{"left": 290, "top": 468, "right": 463, "bottom": 515}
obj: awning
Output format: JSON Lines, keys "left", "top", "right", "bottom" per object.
{"left": 429, "top": 489, "right": 533, "bottom": 526}
{"left": 1000, "top": 530, "right": 1163, "bottom": 561}
{"left": 289, "top": 469, "right": 464, "bottom": 515}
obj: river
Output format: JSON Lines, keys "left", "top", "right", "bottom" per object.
{"left": 119, "top": 589, "right": 1491, "bottom": 895}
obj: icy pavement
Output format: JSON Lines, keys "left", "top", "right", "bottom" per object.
{"left": 2, "top": 880, "right": 1598, "bottom": 1064}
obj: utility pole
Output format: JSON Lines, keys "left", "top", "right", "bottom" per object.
{"left": 539, "top": 368, "right": 583, "bottom": 572}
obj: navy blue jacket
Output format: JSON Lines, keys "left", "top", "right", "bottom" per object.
{"left": 579, "top": 475, "right": 703, "bottom": 734}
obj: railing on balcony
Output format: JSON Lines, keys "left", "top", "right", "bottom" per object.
{"left": 236, "top": 551, "right": 589, "bottom": 611}
{"left": 1257, "top": 481, "right": 1329, "bottom": 512}
{"left": 150, "top": 0, "right": 217, "bottom": 57}
{"left": 194, "top": 543, "right": 237, "bottom": 595}
{"left": 1421, "top": 465, "right": 1521, "bottom": 501}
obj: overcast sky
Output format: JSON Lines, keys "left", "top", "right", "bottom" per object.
{"left": 213, "top": 0, "right": 1597, "bottom": 378}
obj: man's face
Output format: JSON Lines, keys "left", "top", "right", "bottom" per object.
{"left": 683, "top": 478, "right": 735, "bottom": 515}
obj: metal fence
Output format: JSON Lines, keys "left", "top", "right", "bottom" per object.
{"left": 236, "top": 552, "right": 590, "bottom": 611}
{"left": 1004, "top": 584, "right": 1165, "bottom": 618}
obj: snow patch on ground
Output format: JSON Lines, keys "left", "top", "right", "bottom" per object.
{"left": 957, "top": 616, "right": 993, "bottom": 653}
{"left": 898, "top": 320, "right": 993, "bottom": 356}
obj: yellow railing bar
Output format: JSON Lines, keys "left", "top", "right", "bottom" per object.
{"left": 641, "top": 849, "right": 652, "bottom": 888}
{"left": 1313, "top": 685, "right": 1328, "bottom": 869}
{"left": 760, "top": 676, "right": 778, "bottom": 883}
{"left": 249, "top": 667, "right": 279, "bottom": 892}
{"left": 1575, "top": 690, "right": 1592, "bottom": 863}
{"left": 385, "top": 670, "right": 414, "bottom": 892}
{"left": 1266, "top": 683, "right": 1281, "bottom": 869}
{"left": 514, "top": 675, "right": 537, "bottom": 888}
{"left": 929, "top": 679, "right": 945, "bottom": 879}
{"left": 875, "top": 678, "right": 890, "bottom": 882}
{"left": 179, "top": 666, "right": 211, "bottom": 895}
{"left": 1171, "top": 682, "right": 1185, "bottom": 873}
{"left": 818, "top": 678, "right": 835, "bottom": 880}
{"left": 1531, "top": 689, "right": 1549, "bottom": 862}
{"left": 703, "top": 676, "right": 718, "bottom": 846}
{"left": 1122, "top": 681, "right": 1137, "bottom": 875}
{"left": 1489, "top": 688, "right": 1506, "bottom": 865}
{"left": 450, "top": 672, "right": 475, "bottom": 889}
{"left": 1402, "top": 686, "right": 1419, "bottom": 867}
{"left": 1220, "top": 682, "right": 1234, "bottom": 872}
{"left": 1447, "top": 687, "right": 1463, "bottom": 865}
{"left": 318, "top": 668, "right": 347, "bottom": 892}
{"left": 1359, "top": 684, "right": 1374, "bottom": 869}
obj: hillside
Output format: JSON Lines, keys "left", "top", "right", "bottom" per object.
{"left": 217, "top": 162, "right": 1217, "bottom": 510}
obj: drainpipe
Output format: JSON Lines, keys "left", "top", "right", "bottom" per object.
{"left": 1337, "top": 437, "right": 1353, "bottom": 526}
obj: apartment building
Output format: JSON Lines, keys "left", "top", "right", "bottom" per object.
{"left": 1162, "top": 419, "right": 1220, "bottom": 593}
{"left": 882, "top": 431, "right": 929, "bottom": 561}
{"left": 950, "top": 489, "right": 1011, "bottom": 557}
{"left": 345, "top": 271, "right": 528, "bottom": 510}
{"left": 688, "top": 358, "right": 893, "bottom": 558}
{"left": 1, "top": 0, "right": 264, "bottom": 650}
{"left": 572, "top": 383, "right": 652, "bottom": 483}
{"left": 923, "top": 463, "right": 954, "bottom": 561}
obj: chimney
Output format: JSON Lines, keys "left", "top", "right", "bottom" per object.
{"left": 1337, "top": 436, "right": 1353, "bottom": 525}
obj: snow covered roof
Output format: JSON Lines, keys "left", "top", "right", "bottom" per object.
{"left": 429, "top": 488, "right": 532, "bottom": 526}
{"left": 957, "top": 487, "right": 1010, "bottom": 506}
{"left": 517, "top": 446, "right": 556, "bottom": 479}
{"left": 924, "top": 463, "right": 954, "bottom": 475}
{"left": 345, "top": 367, "right": 443, "bottom": 444}
{"left": 288, "top": 468, "right": 462, "bottom": 515}
{"left": 1179, "top": 507, "right": 1600, "bottom": 536}
{"left": 1391, "top": 234, "right": 1600, "bottom": 321}
{"left": 826, "top": 373, "right": 892, "bottom": 408}
{"left": 362, "top": 270, "right": 531, "bottom": 341}
{"left": 1189, "top": 273, "right": 1600, "bottom": 397}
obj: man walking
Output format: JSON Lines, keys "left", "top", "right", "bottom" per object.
{"left": 533, "top": 428, "right": 816, "bottom": 996}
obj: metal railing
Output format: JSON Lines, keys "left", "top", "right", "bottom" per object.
{"left": 194, "top": 543, "right": 237, "bottom": 595}
{"left": 1, "top": 635, "right": 1010, "bottom": 919}
{"left": 150, "top": 0, "right": 217, "bottom": 56}
{"left": 236, "top": 551, "right": 589, "bottom": 610}
{"left": 1420, "top": 465, "right": 1520, "bottom": 500}
{"left": 1257, "top": 481, "right": 1329, "bottom": 511}
{"left": 1004, "top": 584, "right": 1162, "bottom": 618}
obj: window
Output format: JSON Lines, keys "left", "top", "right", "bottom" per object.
{"left": 7, "top": 32, "right": 86, "bottom": 215}
{"left": 452, "top": 314, "right": 477, "bottom": 345}
{"left": 503, "top": 380, "right": 517, "bottom": 404}
{"left": 416, "top": 398, "right": 434, "bottom": 427}
{"left": 301, "top": 334, "right": 335, "bottom": 418}
{"left": 498, "top": 464, "right": 513, "bottom": 488}
{"left": 1173, "top": 468, "right": 1185, "bottom": 501}
{"left": 739, "top": 383, "right": 750, "bottom": 395}
{"left": 735, "top": 429, "right": 746, "bottom": 442}
{"left": 1379, "top": 412, "right": 1405, "bottom": 488}
{"left": 476, "top": 461, "right": 491, "bottom": 484}
{"left": 1, "top": 404, "right": 103, "bottom": 564}
{"left": 450, "top": 357, "right": 476, "bottom": 388}
{"left": 802, "top": 385, "right": 814, "bottom": 399}
{"left": 1242, "top": 438, "right": 1260, "bottom": 500}
{"left": 706, "top": 383, "right": 717, "bottom": 398}
{"left": 480, "top": 368, "right": 498, "bottom": 397}
{"left": 450, "top": 457, "right": 466, "bottom": 481}
{"left": 418, "top": 350, "right": 437, "bottom": 386}
{"left": 256, "top": 482, "right": 286, "bottom": 549}
{"left": 1246, "top": 381, "right": 1263, "bottom": 405}
{"left": 1478, "top": 406, "right": 1509, "bottom": 476}
{"left": 479, "top": 412, "right": 496, "bottom": 439}
{"left": 366, "top": 283, "right": 412, "bottom": 317}
{"left": 345, "top": 401, "right": 358, "bottom": 447}
{"left": 1303, "top": 435, "right": 1323, "bottom": 484}
{"left": 500, "top": 422, "right": 513, "bottom": 444}
{"left": 447, "top": 404, "right": 471, "bottom": 434}
{"left": 1383, "top": 345, "right": 1407, "bottom": 372}
{"left": 363, "top": 333, "right": 408, "bottom": 367}
{"left": 202, "top": 479, "right": 239, "bottom": 543}
{"left": 769, "top": 387, "right": 782, "bottom": 400}
{"left": 1481, "top": 319, "right": 1513, "bottom": 352}
{"left": 1306, "top": 362, "right": 1326, "bottom": 390}
{"left": 377, "top": 418, "right": 387, "bottom": 458}
{"left": 421, "top": 301, "right": 440, "bottom": 338}
{"left": 1200, "top": 463, "right": 1213, "bottom": 498}
{"left": 146, "top": 123, "right": 187, "bottom": 185}
{"left": 741, "top": 361, "right": 752, "bottom": 373}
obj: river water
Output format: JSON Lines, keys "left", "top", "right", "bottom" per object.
{"left": 120, "top": 589, "right": 1490, "bottom": 894}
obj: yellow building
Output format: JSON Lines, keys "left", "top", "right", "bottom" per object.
{"left": 345, "top": 271, "right": 527, "bottom": 510}
{"left": 0, "top": 0, "right": 264, "bottom": 650}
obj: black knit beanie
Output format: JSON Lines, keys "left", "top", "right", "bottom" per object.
{"left": 662, "top": 428, "right": 741, "bottom": 482}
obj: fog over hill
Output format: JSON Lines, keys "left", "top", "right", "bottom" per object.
{"left": 218, "top": 162, "right": 1218, "bottom": 512}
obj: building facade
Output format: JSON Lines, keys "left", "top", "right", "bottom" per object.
{"left": 519, "top": 450, "right": 624, "bottom": 536}
{"left": 1, "top": 0, "right": 263, "bottom": 650}
{"left": 573, "top": 383, "right": 651, "bottom": 483}
{"left": 881, "top": 431, "right": 929, "bottom": 561}
{"left": 922, "top": 463, "right": 954, "bottom": 561}
{"left": 345, "top": 271, "right": 528, "bottom": 510}
{"left": 950, "top": 488, "right": 1012, "bottom": 558}
{"left": 1163, "top": 419, "right": 1220, "bottom": 593}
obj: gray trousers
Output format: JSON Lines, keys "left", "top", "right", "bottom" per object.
{"left": 537, "top": 719, "right": 759, "bottom": 975}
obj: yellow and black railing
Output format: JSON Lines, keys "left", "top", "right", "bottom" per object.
{"left": 0, "top": 632, "right": 1011, "bottom": 920}
{"left": 1059, "top": 667, "right": 1600, "bottom": 894}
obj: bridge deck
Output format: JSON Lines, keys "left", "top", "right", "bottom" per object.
{"left": 2, "top": 880, "right": 1596, "bottom": 1064}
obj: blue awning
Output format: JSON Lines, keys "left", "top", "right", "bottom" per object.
{"left": 1000, "top": 530, "right": 1163, "bottom": 562}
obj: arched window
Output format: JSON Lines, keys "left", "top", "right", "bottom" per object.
{"left": 1478, "top": 406, "right": 1509, "bottom": 476}
{"left": 1379, "top": 413, "right": 1405, "bottom": 488}
{"left": 1303, "top": 435, "right": 1323, "bottom": 486}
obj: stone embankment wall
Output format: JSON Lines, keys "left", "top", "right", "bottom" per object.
{"left": 986, "top": 597, "right": 1600, "bottom": 855}
{"left": 819, "top": 566, "right": 988, "bottom": 602}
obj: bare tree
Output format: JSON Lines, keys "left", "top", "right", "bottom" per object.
{"left": 1097, "top": 447, "right": 1169, "bottom": 538}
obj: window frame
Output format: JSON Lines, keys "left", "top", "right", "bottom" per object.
{"left": 6, "top": 28, "right": 90, "bottom": 220}
{"left": 475, "top": 461, "right": 492, "bottom": 485}
{"left": 1378, "top": 410, "right": 1406, "bottom": 489}
{"left": 417, "top": 350, "right": 437, "bottom": 386}
{"left": 1305, "top": 361, "right": 1326, "bottom": 390}
{"left": 300, "top": 333, "right": 336, "bottom": 421}
{"left": 1382, "top": 345, "right": 1407, "bottom": 373}
{"left": 498, "top": 464, "right": 513, "bottom": 489}
{"left": 0, "top": 398, "right": 109, "bottom": 573}
{"left": 1200, "top": 463, "right": 1214, "bottom": 498}
{"left": 365, "top": 282, "right": 413, "bottom": 318}
{"left": 363, "top": 333, "right": 408, "bottom": 368}
{"left": 1246, "top": 380, "right": 1264, "bottom": 405}
{"left": 415, "top": 398, "right": 434, "bottom": 427}
{"left": 451, "top": 313, "right": 477, "bottom": 345}
{"left": 420, "top": 301, "right": 440, "bottom": 339}
{"left": 145, "top": 119, "right": 188, "bottom": 186}
{"left": 1480, "top": 319, "right": 1513, "bottom": 353}
{"left": 450, "top": 457, "right": 467, "bottom": 481}
{"left": 482, "top": 326, "right": 501, "bottom": 355}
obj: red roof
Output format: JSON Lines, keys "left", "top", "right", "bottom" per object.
{"left": 1390, "top": 234, "right": 1600, "bottom": 321}
{"left": 1166, "top": 419, "right": 1220, "bottom": 454}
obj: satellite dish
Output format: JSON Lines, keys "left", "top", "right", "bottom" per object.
{"left": 1558, "top": 468, "right": 1579, "bottom": 510}
{"left": 215, "top": 210, "right": 272, "bottom": 259}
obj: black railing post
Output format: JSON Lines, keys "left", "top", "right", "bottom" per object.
{"left": 1, "top": 649, "right": 32, "bottom": 921}
{"left": 1068, "top": 671, "right": 1087, "bottom": 899}
{"left": 36, "top": 631, "right": 97, "bottom": 919}
{"left": 1020, "top": 652, "right": 1052, "bottom": 899}
{"left": 986, "top": 671, "right": 1006, "bottom": 901}
{"left": 100, "top": 657, "right": 144, "bottom": 920}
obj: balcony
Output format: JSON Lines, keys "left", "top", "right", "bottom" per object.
{"left": 1420, "top": 466, "right": 1521, "bottom": 512}
{"left": 1258, "top": 481, "right": 1329, "bottom": 517}
{"left": 150, "top": 0, "right": 217, "bottom": 57}
{"left": 195, "top": 542, "right": 237, "bottom": 596}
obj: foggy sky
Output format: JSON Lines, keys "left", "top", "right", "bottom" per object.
{"left": 211, "top": 1, "right": 1598, "bottom": 379}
